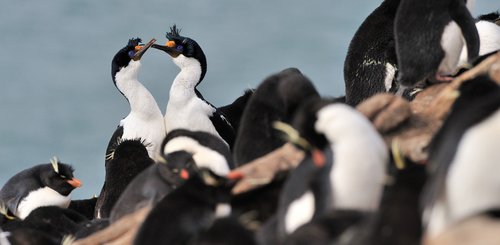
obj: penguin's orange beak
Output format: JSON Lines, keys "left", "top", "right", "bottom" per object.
{"left": 227, "top": 171, "right": 244, "bottom": 181}
{"left": 180, "top": 169, "right": 189, "bottom": 180}
{"left": 67, "top": 178, "right": 82, "bottom": 188}
{"left": 312, "top": 149, "right": 326, "bottom": 168}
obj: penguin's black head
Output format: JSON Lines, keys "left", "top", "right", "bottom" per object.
{"left": 40, "top": 159, "right": 81, "bottom": 196}
{"left": 291, "top": 97, "right": 335, "bottom": 150}
{"left": 152, "top": 25, "right": 207, "bottom": 84}
{"left": 111, "top": 38, "right": 156, "bottom": 83}
{"left": 158, "top": 150, "right": 198, "bottom": 185}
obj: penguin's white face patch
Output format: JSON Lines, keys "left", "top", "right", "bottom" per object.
{"left": 163, "top": 136, "right": 230, "bottom": 176}
{"left": 285, "top": 191, "right": 315, "bottom": 234}
{"left": 16, "top": 187, "right": 71, "bottom": 219}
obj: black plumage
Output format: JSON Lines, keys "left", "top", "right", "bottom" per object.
{"left": 94, "top": 139, "right": 154, "bottom": 219}
{"left": 395, "top": 0, "right": 479, "bottom": 86}
{"left": 344, "top": 0, "right": 401, "bottom": 106}
{"left": 133, "top": 169, "right": 234, "bottom": 245}
{"left": 233, "top": 68, "right": 320, "bottom": 165}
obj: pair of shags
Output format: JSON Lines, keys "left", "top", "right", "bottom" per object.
{"left": 108, "top": 129, "right": 235, "bottom": 223}
{"left": 421, "top": 75, "right": 500, "bottom": 239}
{"left": 101, "top": 25, "right": 248, "bottom": 217}
{"left": 0, "top": 158, "right": 81, "bottom": 220}
{"left": 344, "top": 0, "right": 480, "bottom": 106}
{"left": 110, "top": 25, "right": 248, "bottom": 163}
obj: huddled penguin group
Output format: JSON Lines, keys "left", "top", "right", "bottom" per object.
{"left": 1, "top": 3, "right": 500, "bottom": 244}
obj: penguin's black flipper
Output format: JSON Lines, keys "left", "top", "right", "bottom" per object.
{"left": 219, "top": 89, "right": 254, "bottom": 134}
{"left": 69, "top": 197, "right": 97, "bottom": 220}
{"left": 450, "top": 0, "right": 480, "bottom": 63}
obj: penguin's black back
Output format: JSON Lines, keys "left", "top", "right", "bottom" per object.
{"left": 219, "top": 89, "right": 254, "bottom": 135}
{"left": 110, "top": 151, "right": 195, "bottom": 223}
{"left": 133, "top": 170, "right": 232, "bottom": 245}
{"left": 422, "top": 76, "right": 500, "bottom": 212}
{"left": 94, "top": 139, "right": 154, "bottom": 219}
{"left": 68, "top": 197, "right": 97, "bottom": 220}
{"left": 233, "top": 68, "right": 320, "bottom": 165}
{"left": 395, "top": 0, "right": 479, "bottom": 85}
{"left": 344, "top": 0, "right": 401, "bottom": 106}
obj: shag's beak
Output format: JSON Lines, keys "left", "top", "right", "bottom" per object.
{"left": 132, "top": 38, "right": 156, "bottom": 61}
{"left": 67, "top": 178, "right": 82, "bottom": 188}
{"left": 152, "top": 41, "right": 182, "bottom": 58}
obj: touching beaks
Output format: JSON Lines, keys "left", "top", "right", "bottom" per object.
{"left": 152, "top": 41, "right": 183, "bottom": 58}
{"left": 132, "top": 38, "right": 156, "bottom": 61}
{"left": 67, "top": 178, "right": 82, "bottom": 188}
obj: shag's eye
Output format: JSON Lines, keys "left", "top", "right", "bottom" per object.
{"left": 128, "top": 50, "right": 135, "bottom": 58}
{"left": 176, "top": 45, "right": 183, "bottom": 51}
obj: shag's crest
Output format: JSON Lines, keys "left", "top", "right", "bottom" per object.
{"left": 127, "top": 38, "right": 142, "bottom": 47}
{"left": 166, "top": 25, "right": 182, "bottom": 39}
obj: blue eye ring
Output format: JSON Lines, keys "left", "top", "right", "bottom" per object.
{"left": 128, "top": 50, "right": 135, "bottom": 58}
{"left": 176, "top": 45, "right": 184, "bottom": 51}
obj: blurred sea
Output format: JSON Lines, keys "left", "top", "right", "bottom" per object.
{"left": 0, "top": 0, "right": 497, "bottom": 199}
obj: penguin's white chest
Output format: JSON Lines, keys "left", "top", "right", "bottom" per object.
{"left": 16, "top": 187, "right": 71, "bottom": 219}
{"left": 284, "top": 191, "right": 315, "bottom": 234}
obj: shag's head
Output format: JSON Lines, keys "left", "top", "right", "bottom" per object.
{"left": 152, "top": 25, "right": 207, "bottom": 84}
{"left": 111, "top": 38, "right": 156, "bottom": 82}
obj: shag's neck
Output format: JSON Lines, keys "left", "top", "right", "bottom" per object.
{"left": 115, "top": 61, "right": 162, "bottom": 118}
{"left": 168, "top": 57, "right": 203, "bottom": 105}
